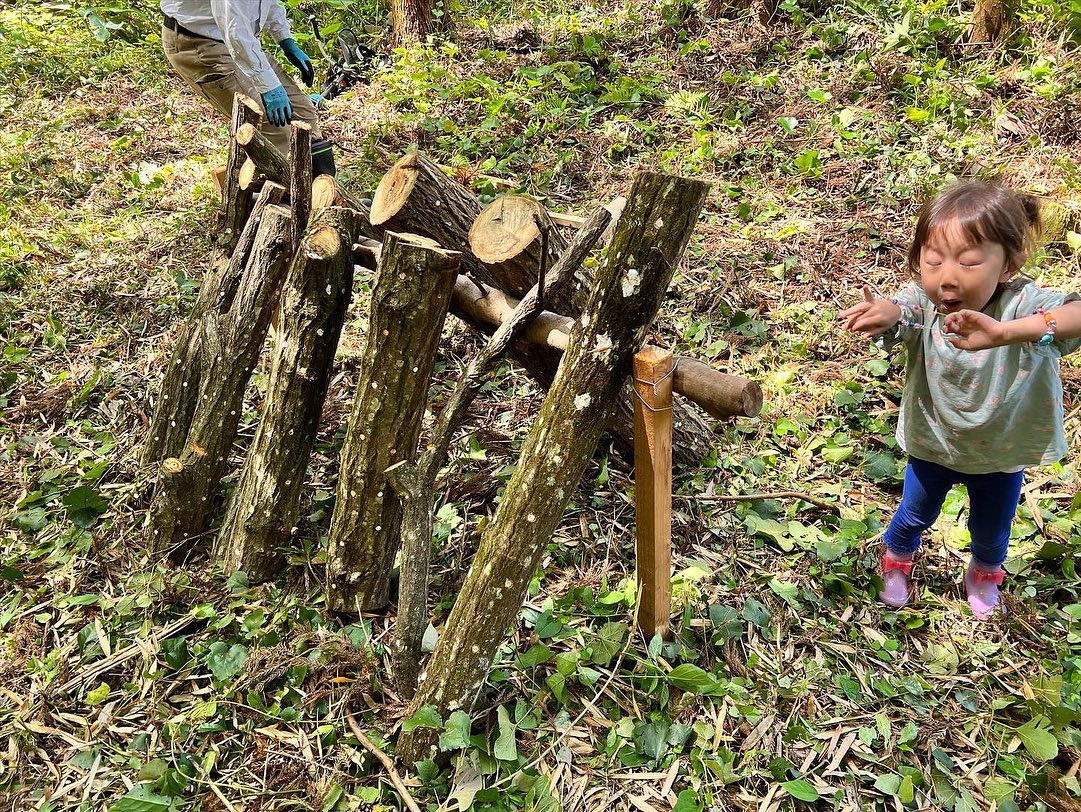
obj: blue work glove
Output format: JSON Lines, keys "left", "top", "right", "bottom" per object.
{"left": 279, "top": 37, "right": 315, "bottom": 86}
{"left": 260, "top": 85, "right": 292, "bottom": 126}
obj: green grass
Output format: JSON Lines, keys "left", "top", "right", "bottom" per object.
{"left": 3, "top": 0, "right": 1081, "bottom": 810}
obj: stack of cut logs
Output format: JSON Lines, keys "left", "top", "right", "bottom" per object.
{"left": 142, "top": 95, "right": 762, "bottom": 704}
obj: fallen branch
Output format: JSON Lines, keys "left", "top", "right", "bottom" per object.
{"left": 687, "top": 491, "right": 840, "bottom": 512}
{"left": 345, "top": 714, "right": 423, "bottom": 812}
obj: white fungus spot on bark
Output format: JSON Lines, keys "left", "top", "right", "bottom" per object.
{"left": 594, "top": 334, "right": 612, "bottom": 354}
{"left": 371, "top": 381, "right": 378, "bottom": 389}
{"left": 574, "top": 393, "right": 592, "bottom": 410}
{"left": 580, "top": 314, "right": 590, "bottom": 327}
{"left": 527, "top": 513, "right": 536, "bottom": 523}
{"left": 654, "top": 217, "right": 664, "bottom": 228}
{"left": 326, "top": 285, "right": 333, "bottom": 295}
{"left": 621, "top": 268, "right": 641, "bottom": 297}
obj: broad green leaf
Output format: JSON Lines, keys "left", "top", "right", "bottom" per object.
{"left": 864, "top": 451, "right": 899, "bottom": 482}
{"left": 515, "top": 643, "right": 553, "bottom": 669}
{"left": 1016, "top": 716, "right": 1058, "bottom": 762}
{"left": 493, "top": 705, "right": 517, "bottom": 761}
{"left": 63, "top": 486, "right": 108, "bottom": 527}
{"left": 781, "top": 779, "right": 819, "bottom": 801}
{"left": 86, "top": 682, "right": 110, "bottom": 705}
{"left": 205, "top": 642, "right": 247, "bottom": 682}
{"left": 439, "top": 711, "right": 472, "bottom": 751}
{"left": 589, "top": 622, "right": 626, "bottom": 666}
{"left": 899, "top": 774, "right": 914, "bottom": 803}
{"left": 1067, "top": 231, "right": 1081, "bottom": 252}
{"left": 672, "top": 789, "right": 703, "bottom": 812}
{"left": 667, "top": 664, "right": 718, "bottom": 694}
{"left": 821, "top": 445, "right": 854, "bottom": 464}
{"left": 874, "top": 774, "right": 901, "bottom": 794}
{"left": 108, "top": 786, "right": 173, "bottom": 812}
{"left": 743, "top": 598, "right": 771, "bottom": 628}
{"left": 401, "top": 705, "right": 442, "bottom": 733}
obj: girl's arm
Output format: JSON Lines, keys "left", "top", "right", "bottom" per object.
{"left": 943, "top": 300, "right": 1081, "bottom": 350}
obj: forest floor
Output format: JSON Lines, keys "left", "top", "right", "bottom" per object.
{"left": 3, "top": 0, "right": 1081, "bottom": 810}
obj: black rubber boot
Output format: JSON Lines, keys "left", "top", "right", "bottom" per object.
{"left": 311, "top": 138, "right": 336, "bottom": 177}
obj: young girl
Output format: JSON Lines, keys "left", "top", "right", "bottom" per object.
{"left": 840, "top": 180, "right": 1081, "bottom": 618}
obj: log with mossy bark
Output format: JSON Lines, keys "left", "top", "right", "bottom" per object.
{"left": 235, "top": 123, "right": 378, "bottom": 240}
{"left": 386, "top": 204, "right": 607, "bottom": 698}
{"left": 215, "top": 207, "right": 362, "bottom": 580}
{"left": 396, "top": 170, "right": 710, "bottom": 765}
{"left": 149, "top": 205, "right": 294, "bottom": 555}
{"left": 142, "top": 181, "right": 286, "bottom": 467}
{"left": 324, "top": 232, "right": 461, "bottom": 613}
{"left": 369, "top": 152, "right": 715, "bottom": 466}
{"left": 219, "top": 94, "right": 264, "bottom": 250}
{"left": 352, "top": 243, "right": 763, "bottom": 420}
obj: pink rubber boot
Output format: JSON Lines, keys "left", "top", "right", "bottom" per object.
{"left": 965, "top": 559, "right": 1004, "bottom": 620}
{"left": 880, "top": 551, "right": 914, "bottom": 608}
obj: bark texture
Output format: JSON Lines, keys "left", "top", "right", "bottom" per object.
{"left": 391, "top": 0, "right": 433, "bottom": 44}
{"left": 369, "top": 152, "right": 714, "bottom": 466}
{"left": 325, "top": 232, "right": 460, "bottom": 612}
{"left": 149, "top": 205, "right": 294, "bottom": 555}
{"left": 220, "top": 94, "right": 264, "bottom": 250}
{"left": 215, "top": 207, "right": 362, "bottom": 580}
{"left": 387, "top": 206, "right": 605, "bottom": 698}
{"left": 238, "top": 123, "right": 377, "bottom": 239}
{"left": 396, "top": 171, "right": 709, "bottom": 764}
{"left": 969, "top": 0, "right": 1011, "bottom": 42}
{"left": 142, "top": 182, "right": 286, "bottom": 466}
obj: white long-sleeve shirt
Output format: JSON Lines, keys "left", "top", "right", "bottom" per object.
{"left": 160, "top": 0, "right": 292, "bottom": 94}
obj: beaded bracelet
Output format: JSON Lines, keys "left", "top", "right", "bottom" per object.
{"left": 890, "top": 297, "right": 925, "bottom": 330}
{"left": 1036, "top": 308, "right": 1057, "bottom": 346}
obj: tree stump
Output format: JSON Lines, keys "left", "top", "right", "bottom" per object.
{"left": 149, "top": 205, "right": 294, "bottom": 556}
{"left": 216, "top": 207, "right": 362, "bottom": 580}
{"left": 325, "top": 232, "right": 460, "bottom": 613}
{"left": 143, "top": 182, "right": 286, "bottom": 466}
{"left": 396, "top": 171, "right": 709, "bottom": 764}
{"left": 369, "top": 152, "right": 715, "bottom": 466}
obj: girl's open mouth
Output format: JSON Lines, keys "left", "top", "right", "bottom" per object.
{"left": 940, "top": 299, "right": 962, "bottom": 313}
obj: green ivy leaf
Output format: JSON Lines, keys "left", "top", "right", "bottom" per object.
{"left": 493, "top": 704, "right": 518, "bottom": 761}
{"left": 439, "top": 710, "right": 472, "bottom": 751}
{"left": 62, "top": 486, "right": 108, "bottom": 527}
{"left": 205, "top": 642, "right": 248, "bottom": 683}
{"left": 667, "top": 664, "right": 718, "bottom": 694}
{"left": 107, "top": 785, "right": 174, "bottom": 812}
{"left": 781, "top": 779, "right": 819, "bottom": 801}
{"left": 589, "top": 622, "right": 626, "bottom": 666}
{"left": 874, "top": 773, "right": 901, "bottom": 795}
{"left": 743, "top": 598, "right": 771, "bottom": 628}
{"left": 402, "top": 705, "right": 442, "bottom": 733}
{"left": 1016, "top": 716, "right": 1058, "bottom": 762}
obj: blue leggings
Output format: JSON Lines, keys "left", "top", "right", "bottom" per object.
{"left": 883, "top": 457, "right": 1023, "bottom": 567}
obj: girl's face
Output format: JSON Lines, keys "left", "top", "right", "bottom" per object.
{"left": 918, "top": 219, "right": 1015, "bottom": 314}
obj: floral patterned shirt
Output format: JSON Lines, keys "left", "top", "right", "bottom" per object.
{"left": 883, "top": 278, "right": 1080, "bottom": 474}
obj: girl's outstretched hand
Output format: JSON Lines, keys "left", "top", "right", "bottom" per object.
{"left": 838, "top": 285, "right": 902, "bottom": 337}
{"left": 942, "top": 309, "right": 1007, "bottom": 350}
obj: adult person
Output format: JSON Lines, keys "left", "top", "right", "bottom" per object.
{"left": 159, "top": 0, "right": 336, "bottom": 176}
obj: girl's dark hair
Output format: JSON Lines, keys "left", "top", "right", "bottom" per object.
{"left": 907, "top": 181, "right": 1042, "bottom": 276}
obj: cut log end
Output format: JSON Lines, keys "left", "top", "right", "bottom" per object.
{"left": 742, "top": 381, "right": 764, "bottom": 418}
{"left": 370, "top": 152, "right": 423, "bottom": 226}
{"left": 238, "top": 159, "right": 264, "bottom": 192}
{"left": 236, "top": 123, "right": 258, "bottom": 147}
{"left": 307, "top": 226, "right": 343, "bottom": 260}
{"left": 469, "top": 196, "right": 548, "bottom": 263}
{"left": 384, "top": 230, "right": 460, "bottom": 261}
{"left": 162, "top": 457, "right": 184, "bottom": 475}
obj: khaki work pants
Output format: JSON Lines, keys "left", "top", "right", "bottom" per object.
{"left": 161, "top": 26, "right": 321, "bottom": 155}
